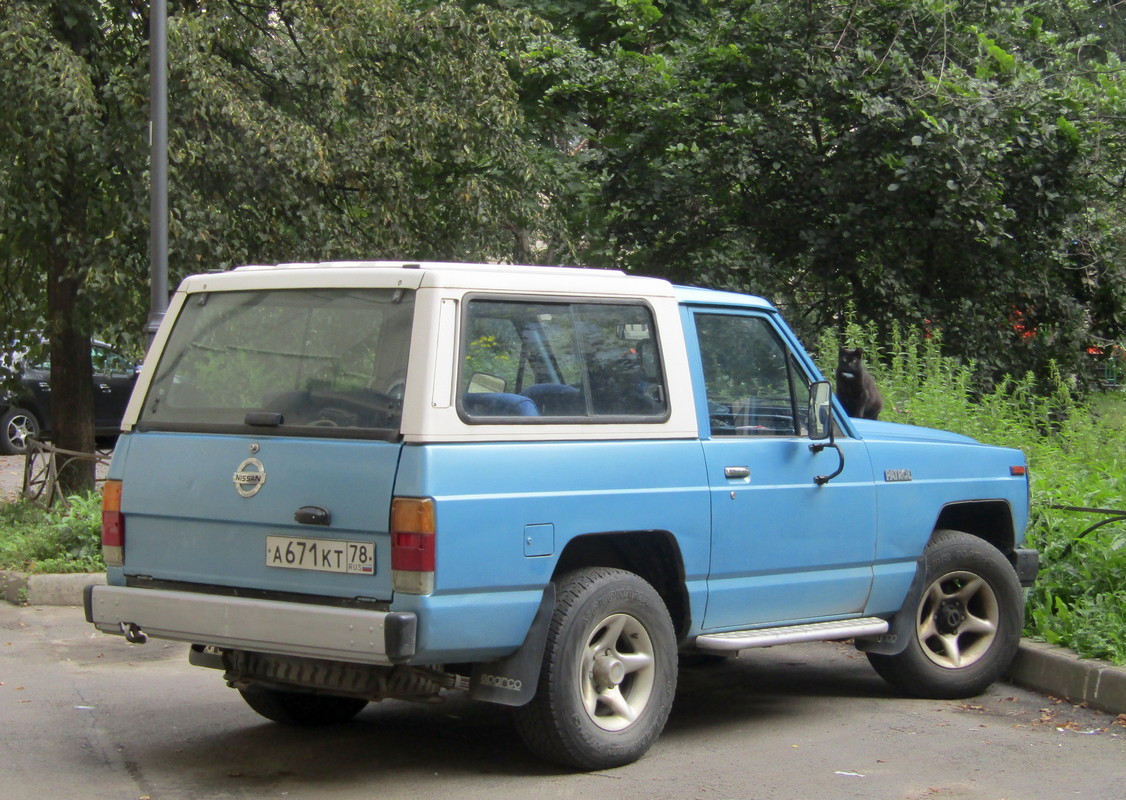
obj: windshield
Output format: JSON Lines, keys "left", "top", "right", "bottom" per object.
{"left": 139, "top": 288, "right": 414, "bottom": 438}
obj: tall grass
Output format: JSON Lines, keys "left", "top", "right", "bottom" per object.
{"left": 817, "top": 317, "right": 1126, "bottom": 664}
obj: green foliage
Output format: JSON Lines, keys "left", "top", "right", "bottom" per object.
{"left": 4, "top": 0, "right": 1123, "bottom": 421}
{"left": 515, "top": 0, "right": 1126, "bottom": 393}
{"left": 817, "top": 323, "right": 1126, "bottom": 665}
{"left": 464, "top": 334, "right": 515, "bottom": 387}
{"left": 0, "top": 493, "right": 105, "bottom": 574}
{"left": 166, "top": 0, "right": 543, "bottom": 270}
{"left": 0, "top": 0, "right": 545, "bottom": 462}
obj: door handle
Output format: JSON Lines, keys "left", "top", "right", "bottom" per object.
{"left": 724, "top": 466, "right": 750, "bottom": 480}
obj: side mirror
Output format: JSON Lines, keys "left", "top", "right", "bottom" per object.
{"left": 808, "top": 380, "right": 833, "bottom": 441}
{"left": 808, "top": 380, "right": 844, "bottom": 485}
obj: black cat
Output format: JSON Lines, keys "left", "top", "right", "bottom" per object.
{"left": 835, "top": 347, "right": 883, "bottom": 420}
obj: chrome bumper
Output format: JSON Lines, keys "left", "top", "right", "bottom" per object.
{"left": 85, "top": 585, "right": 416, "bottom": 665}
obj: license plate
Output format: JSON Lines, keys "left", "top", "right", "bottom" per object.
{"left": 265, "top": 536, "right": 375, "bottom": 575}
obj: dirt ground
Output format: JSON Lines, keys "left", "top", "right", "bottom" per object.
{"left": 0, "top": 454, "right": 23, "bottom": 502}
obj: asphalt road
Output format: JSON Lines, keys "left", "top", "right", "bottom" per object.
{"left": 2, "top": 604, "right": 1124, "bottom": 800}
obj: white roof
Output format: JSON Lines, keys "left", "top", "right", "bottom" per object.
{"left": 180, "top": 261, "right": 679, "bottom": 298}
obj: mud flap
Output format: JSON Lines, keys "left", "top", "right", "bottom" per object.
{"left": 1010, "top": 548, "right": 1039, "bottom": 587}
{"left": 854, "top": 551, "right": 929, "bottom": 656}
{"left": 469, "top": 585, "right": 555, "bottom": 707}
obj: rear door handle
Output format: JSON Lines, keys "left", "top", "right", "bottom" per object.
{"left": 294, "top": 506, "right": 332, "bottom": 526}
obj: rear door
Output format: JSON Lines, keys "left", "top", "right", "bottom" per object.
{"left": 115, "top": 432, "right": 400, "bottom": 600}
{"left": 119, "top": 286, "right": 414, "bottom": 602}
{"left": 686, "top": 308, "right": 878, "bottom": 629}
{"left": 91, "top": 344, "right": 137, "bottom": 431}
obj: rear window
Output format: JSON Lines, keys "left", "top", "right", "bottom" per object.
{"left": 140, "top": 288, "right": 413, "bottom": 438}
{"left": 459, "top": 298, "right": 667, "bottom": 422}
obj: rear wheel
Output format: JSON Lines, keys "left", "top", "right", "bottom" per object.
{"left": 867, "top": 530, "right": 1022, "bottom": 699}
{"left": 1, "top": 407, "right": 40, "bottom": 455}
{"left": 513, "top": 567, "right": 677, "bottom": 770}
{"left": 238, "top": 686, "right": 368, "bottom": 726}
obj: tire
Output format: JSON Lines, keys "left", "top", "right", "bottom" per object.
{"left": 866, "top": 530, "right": 1023, "bottom": 699}
{"left": 238, "top": 686, "right": 368, "bottom": 726}
{"left": 1, "top": 407, "right": 40, "bottom": 456}
{"left": 513, "top": 567, "right": 677, "bottom": 770}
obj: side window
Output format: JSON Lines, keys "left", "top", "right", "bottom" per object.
{"left": 460, "top": 299, "right": 667, "bottom": 421}
{"left": 92, "top": 346, "right": 135, "bottom": 376}
{"left": 695, "top": 313, "right": 809, "bottom": 436}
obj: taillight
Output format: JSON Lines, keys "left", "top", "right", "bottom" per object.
{"left": 390, "top": 497, "right": 435, "bottom": 595}
{"left": 102, "top": 479, "right": 124, "bottom": 567}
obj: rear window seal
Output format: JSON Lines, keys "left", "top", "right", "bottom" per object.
{"left": 134, "top": 421, "right": 404, "bottom": 443}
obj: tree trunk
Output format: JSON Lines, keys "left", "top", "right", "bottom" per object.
{"left": 47, "top": 264, "right": 95, "bottom": 495}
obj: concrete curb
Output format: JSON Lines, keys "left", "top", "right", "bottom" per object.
{"left": 1005, "top": 639, "right": 1126, "bottom": 718}
{"left": 3, "top": 571, "right": 1124, "bottom": 718}
{"left": 1, "top": 570, "right": 105, "bottom": 607}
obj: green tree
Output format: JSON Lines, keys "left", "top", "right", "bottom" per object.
{"left": 166, "top": 0, "right": 543, "bottom": 268}
{"left": 513, "top": 0, "right": 1126, "bottom": 389}
{"left": 0, "top": 0, "right": 147, "bottom": 488}
{"left": 0, "top": 0, "right": 540, "bottom": 489}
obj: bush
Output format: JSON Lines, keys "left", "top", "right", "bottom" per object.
{"left": 0, "top": 493, "right": 105, "bottom": 574}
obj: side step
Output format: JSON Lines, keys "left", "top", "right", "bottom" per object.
{"left": 695, "top": 617, "right": 889, "bottom": 653}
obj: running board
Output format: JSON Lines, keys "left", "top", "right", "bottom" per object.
{"left": 695, "top": 617, "right": 889, "bottom": 652}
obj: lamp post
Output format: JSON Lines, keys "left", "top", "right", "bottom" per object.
{"left": 145, "top": 0, "right": 168, "bottom": 349}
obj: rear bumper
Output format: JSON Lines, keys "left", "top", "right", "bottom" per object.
{"left": 85, "top": 584, "right": 416, "bottom": 665}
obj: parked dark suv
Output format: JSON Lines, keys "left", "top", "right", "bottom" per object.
{"left": 0, "top": 341, "right": 139, "bottom": 455}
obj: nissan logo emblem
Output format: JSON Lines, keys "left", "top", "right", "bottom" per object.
{"left": 233, "top": 457, "right": 266, "bottom": 497}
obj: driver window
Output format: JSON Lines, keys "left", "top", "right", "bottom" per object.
{"left": 695, "top": 313, "right": 806, "bottom": 436}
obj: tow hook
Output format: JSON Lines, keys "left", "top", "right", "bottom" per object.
{"left": 120, "top": 622, "right": 148, "bottom": 644}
